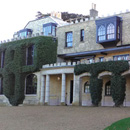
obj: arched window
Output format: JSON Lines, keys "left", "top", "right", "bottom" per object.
{"left": 107, "top": 23, "right": 115, "bottom": 39}
{"left": 105, "top": 81, "right": 111, "bottom": 96}
{"left": 98, "top": 25, "right": 105, "bottom": 41}
{"left": 84, "top": 81, "right": 90, "bottom": 93}
{"left": 25, "top": 74, "right": 37, "bottom": 94}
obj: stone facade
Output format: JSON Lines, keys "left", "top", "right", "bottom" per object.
{"left": 57, "top": 12, "right": 130, "bottom": 55}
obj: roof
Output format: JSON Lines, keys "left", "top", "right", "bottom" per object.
{"left": 24, "top": 16, "right": 68, "bottom": 28}
{"left": 58, "top": 45, "right": 130, "bottom": 59}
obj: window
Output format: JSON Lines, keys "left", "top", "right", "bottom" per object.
{"left": 43, "top": 26, "right": 51, "bottom": 36}
{"left": 96, "top": 16, "right": 121, "bottom": 44}
{"left": 0, "top": 51, "right": 5, "bottom": 68}
{"left": 80, "top": 29, "right": 84, "bottom": 41}
{"left": 66, "top": 32, "right": 73, "bottom": 47}
{"left": 25, "top": 74, "right": 37, "bottom": 94}
{"left": 107, "top": 23, "right": 115, "bottom": 39}
{"left": 0, "top": 77, "right": 3, "bottom": 95}
{"left": 105, "top": 81, "right": 111, "bottom": 96}
{"left": 113, "top": 54, "right": 129, "bottom": 61}
{"left": 99, "top": 57, "right": 104, "bottom": 62}
{"left": 87, "top": 58, "right": 94, "bottom": 63}
{"left": 18, "top": 29, "right": 32, "bottom": 38}
{"left": 19, "top": 31, "right": 27, "bottom": 38}
{"left": 98, "top": 25, "right": 105, "bottom": 41}
{"left": 84, "top": 81, "right": 90, "bottom": 93}
{"left": 43, "top": 23, "right": 57, "bottom": 36}
{"left": 26, "top": 45, "right": 34, "bottom": 65}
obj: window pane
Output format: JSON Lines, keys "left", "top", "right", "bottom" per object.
{"left": 43, "top": 26, "right": 52, "bottom": 36}
{"left": 98, "top": 25, "right": 105, "bottom": 41}
{"left": 80, "top": 29, "right": 84, "bottom": 41}
{"left": 107, "top": 23, "right": 115, "bottom": 39}
{"left": 19, "top": 32, "right": 27, "bottom": 37}
{"left": 113, "top": 54, "right": 129, "bottom": 61}
{"left": 52, "top": 26, "right": 56, "bottom": 36}
{"left": 66, "top": 32, "right": 73, "bottom": 47}
{"left": 26, "top": 74, "right": 37, "bottom": 94}
{"left": 84, "top": 82, "right": 90, "bottom": 93}
{"left": 105, "top": 81, "right": 111, "bottom": 96}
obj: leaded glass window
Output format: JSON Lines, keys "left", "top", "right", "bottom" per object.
{"left": 107, "top": 23, "right": 115, "bottom": 39}
{"left": 98, "top": 25, "right": 105, "bottom": 41}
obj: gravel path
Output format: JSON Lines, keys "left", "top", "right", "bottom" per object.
{"left": 0, "top": 106, "right": 130, "bottom": 130}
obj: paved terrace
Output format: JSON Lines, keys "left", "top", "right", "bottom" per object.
{"left": 0, "top": 106, "right": 130, "bottom": 130}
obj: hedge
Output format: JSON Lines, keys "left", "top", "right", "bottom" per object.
{"left": 0, "top": 36, "right": 57, "bottom": 106}
{"left": 74, "top": 61, "right": 129, "bottom": 106}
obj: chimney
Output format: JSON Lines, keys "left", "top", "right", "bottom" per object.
{"left": 90, "top": 3, "right": 98, "bottom": 18}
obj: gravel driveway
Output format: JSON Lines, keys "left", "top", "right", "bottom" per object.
{"left": 0, "top": 106, "right": 130, "bottom": 130}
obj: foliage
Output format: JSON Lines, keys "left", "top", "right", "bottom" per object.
{"left": 74, "top": 61, "right": 129, "bottom": 106}
{"left": 104, "top": 117, "right": 130, "bottom": 130}
{"left": 0, "top": 36, "right": 57, "bottom": 106}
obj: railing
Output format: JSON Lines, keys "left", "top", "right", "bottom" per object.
{"left": 42, "top": 57, "right": 130, "bottom": 69}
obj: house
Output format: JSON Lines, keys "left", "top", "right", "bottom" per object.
{"left": 1, "top": 6, "right": 130, "bottom": 107}
{"left": 39, "top": 9, "right": 130, "bottom": 107}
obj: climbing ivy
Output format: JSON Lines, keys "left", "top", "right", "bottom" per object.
{"left": 74, "top": 61, "right": 129, "bottom": 106}
{"left": 0, "top": 36, "right": 57, "bottom": 106}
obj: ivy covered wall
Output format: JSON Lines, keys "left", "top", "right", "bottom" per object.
{"left": 0, "top": 36, "right": 57, "bottom": 106}
{"left": 74, "top": 61, "right": 129, "bottom": 106}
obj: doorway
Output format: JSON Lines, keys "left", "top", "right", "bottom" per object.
{"left": 70, "top": 80, "right": 73, "bottom": 104}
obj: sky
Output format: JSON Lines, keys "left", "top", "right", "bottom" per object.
{"left": 0, "top": 0, "right": 130, "bottom": 41}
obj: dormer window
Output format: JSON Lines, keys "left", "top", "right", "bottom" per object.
{"left": 18, "top": 29, "right": 32, "bottom": 38}
{"left": 96, "top": 16, "right": 121, "bottom": 47}
{"left": 43, "top": 23, "right": 57, "bottom": 36}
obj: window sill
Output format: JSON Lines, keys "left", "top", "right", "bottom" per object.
{"left": 64, "top": 46, "right": 73, "bottom": 49}
{"left": 80, "top": 41, "right": 85, "bottom": 43}
{"left": 25, "top": 94, "right": 37, "bottom": 96}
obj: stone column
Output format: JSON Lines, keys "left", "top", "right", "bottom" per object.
{"left": 45, "top": 75, "right": 50, "bottom": 105}
{"left": 72, "top": 75, "right": 80, "bottom": 106}
{"left": 61, "top": 73, "right": 66, "bottom": 105}
{"left": 40, "top": 75, "right": 45, "bottom": 104}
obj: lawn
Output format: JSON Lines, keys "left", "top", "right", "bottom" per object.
{"left": 104, "top": 117, "right": 130, "bottom": 130}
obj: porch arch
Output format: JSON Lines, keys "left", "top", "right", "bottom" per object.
{"left": 98, "top": 71, "right": 112, "bottom": 79}
{"left": 73, "top": 72, "right": 91, "bottom": 106}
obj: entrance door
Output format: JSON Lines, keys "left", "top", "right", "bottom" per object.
{"left": 70, "top": 80, "right": 73, "bottom": 104}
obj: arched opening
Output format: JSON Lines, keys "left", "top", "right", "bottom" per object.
{"left": 25, "top": 74, "right": 37, "bottom": 94}
{"left": 102, "top": 77, "right": 114, "bottom": 106}
{"left": 80, "top": 75, "right": 91, "bottom": 106}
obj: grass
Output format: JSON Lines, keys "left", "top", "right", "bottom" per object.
{"left": 104, "top": 117, "right": 130, "bottom": 130}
